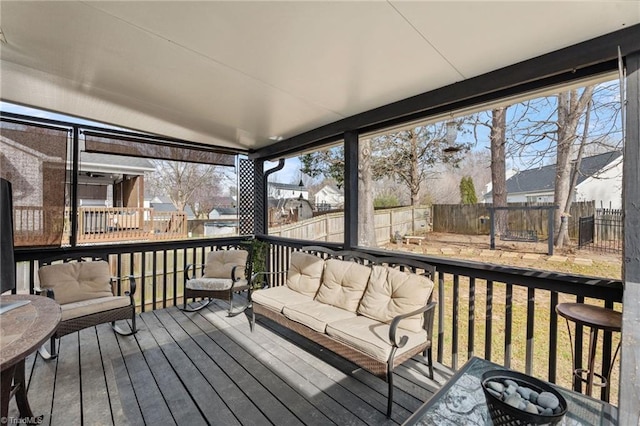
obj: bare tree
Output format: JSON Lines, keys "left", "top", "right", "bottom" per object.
{"left": 358, "top": 139, "right": 375, "bottom": 246}
{"left": 554, "top": 87, "right": 595, "bottom": 246}
{"left": 490, "top": 107, "right": 509, "bottom": 235}
{"left": 147, "top": 161, "right": 225, "bottom": 213}
{"left": 371, "top": 124, "right": 468, "bottom": 206}
{"left": 476, "top": 79, "right": 620, "bottom": 249}
{"left": 188, "top": 180, "right": 224, "bottom": 219}
{"left": 300, "top": 142, "right": 376, "bottom": 246}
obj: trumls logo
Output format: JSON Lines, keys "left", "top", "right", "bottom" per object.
{"left": 1, "top": 416, "right": 44, "bottom": 425}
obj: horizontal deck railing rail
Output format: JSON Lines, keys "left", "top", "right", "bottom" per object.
{"left": 258, "top": 236, "right": 623, "bottom": 404}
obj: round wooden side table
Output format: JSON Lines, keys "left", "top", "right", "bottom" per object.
{"left": 555, "top": 302, "right": 621, "bottom": 401}
{"left": 1, "top": 294, "right": 61, "bottom": 423}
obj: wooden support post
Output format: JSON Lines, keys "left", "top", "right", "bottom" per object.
{"left": 344, "top": 131, "right": 359, "bottom": 250}
{"left": 620, "top": 49, "right": 640, "bottom": 424}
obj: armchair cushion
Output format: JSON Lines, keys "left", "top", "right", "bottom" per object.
{"left": 186, "top": 278, "right": 250, "bottom": 291}
{"left": 285, "top": 252, "right": 325, "bottom": 297}
{"left": 326, "top": 316, "right": 427, "bottom": 362}
{"left": 314, "top": 259, "right": 371, "bottom": 312}
{"left": 203, "top": 250, "right": 248, "bottom": 279}
{"left": 38, "top": 261, "right": 113, "bottom": 305}
{"left": 61, "top": 296, "right": 131, "bottom": 321}
{"left": 358, "top": 265, "right": 434, "bottom": 333}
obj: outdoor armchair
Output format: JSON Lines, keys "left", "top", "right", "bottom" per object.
{"left": 181, "top": 244, "right": 252, "bottom": 315}
{"left": 37, "top": 253, "right": 137, "bottom": 359}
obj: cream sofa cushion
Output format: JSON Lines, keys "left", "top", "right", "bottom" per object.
{"left": 358, "top": 265, "right": 434, "bottom": 333}
{"left": 204, "top": 250, "right": 248, "bottom": 279}
{"left": 61, "top": 296, "right": 131, "bottom": 321}
{"left": 326, "top": 316, "right": 428, "bottom": 362}
{"left": 283, "top": 300, "right": 356, "bottom": 333}
{"left": 39, "top": 261, "right": 113, "bottom": 305}
{"left": 285, "top": 252, "right": 325, "bottom": 297}
{"left": 251, "top": 286, "right": 314, "bottom": 313}
{"left": 314, "top": 259, "right": 371, "bottom": 312}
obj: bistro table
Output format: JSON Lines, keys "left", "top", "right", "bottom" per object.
{"left": 1, "top": 294, "right": 61, "bottom": 423}
{"left": 403, "top": 356, "right": 618, "bottom": 425}
{"left": 555, "top": 302, "right": 622, "bottom": 400}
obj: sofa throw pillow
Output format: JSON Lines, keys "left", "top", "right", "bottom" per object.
{"left": 204, "top": 249, "right": 248, "bottom": 279}
{"left": 314, "top": 259, "right": 371, "bottom": 312}
{"left": 38, "top": 261, "right": 113, "bottom": 305}
{"left": 357, "top": 265, "right": 434, "bottom": 333}
{"left": 285, "top": 251, "right": 325, "bottom": 297}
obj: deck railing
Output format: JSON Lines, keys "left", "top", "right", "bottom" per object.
{"left": 14, "top": 236, "right": 247, "bottom": 312}
{"left": 13, "top": 206, "right": 188, "bottom": 245}
{"left": 13, "top": 235, "right": 624, "bottom": 404}
{"left": 77, "top": 207, "right": 188, "bottom": 243}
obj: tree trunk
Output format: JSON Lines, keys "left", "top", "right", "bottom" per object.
{"left": 410, "top": 131, "right": 420, "bottom": 206}
{"left": 358, "top": 139, "right": 376, "bottom": 246}
{"left": 556, "top": 97, "right": 592, "bottom": 247}
{"left": 490, "top": 107, "right": 508, "bottom": 235}
{"left": 554, "top": 87, "right": 594, "bottom": 247}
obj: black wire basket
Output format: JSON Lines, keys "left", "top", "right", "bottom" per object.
{"left": 481, "top": 370, "right": 568, "bottom": 426}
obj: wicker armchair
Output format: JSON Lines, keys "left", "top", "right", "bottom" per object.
{"left": 37, "top": 254, "right": 137, "bottom": 359}
{"left": 181, "top": 244, "right": 252, "bottom": 315}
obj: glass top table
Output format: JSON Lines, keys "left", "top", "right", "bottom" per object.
{"left": 403, "top": 356, "right": 617, "bottom": 426}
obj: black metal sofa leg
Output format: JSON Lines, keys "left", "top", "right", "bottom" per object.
{"left": 387, "top": 368, "right": 394, "bottom": 418}
{"left": 422, "top": 347, "right": 434, "bottom": 379}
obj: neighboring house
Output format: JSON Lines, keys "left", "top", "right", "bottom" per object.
{"left": 146, "top": 195, "right": 196, "bottom": 219}
{"left": 267, "top": 197, "right": 313, "bottom": 226}
{"left": 2, "top": 133, "right": 155, "bottom": 239}
{"left": 481, "top": 169, "right": 517, "bottom": 203}
{"left": 79, "top": 152, "right": 155, "bottom": 208}
{"left": 314, "top": 184, "right": 344, "bottom": 210}
{"left": 483, "top": 151, "right": 623, "bottom": 209}
{"left": 1, "top": 134, "right": 63, "bottom": 207}
{"left": 268, "top": 182, "right": 309, "bottom": 200}
{"left": 205, "top": 199, "right": 239, "bottom": 236}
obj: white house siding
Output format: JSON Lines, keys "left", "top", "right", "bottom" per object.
{"left": 575, "top": 157, "right": 623, "bottom": 209}
{"left": 315, "top": 185, "right": 344, "bottom": 207}
{"left": 503, "top": 193, "right": 554, "bottom": 204}
{"left": 268, "top": 186, "right": 308, "bottom": 200}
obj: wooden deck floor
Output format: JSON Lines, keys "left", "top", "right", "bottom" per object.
{"left": 9, "top": 300, "right": 452, "bottom": 425}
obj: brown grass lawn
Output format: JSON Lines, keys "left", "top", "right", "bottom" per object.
{"left": 433, "top": 278, "right": 621, "bottom": 405}
{"left": 383, "top": 234, "right": 622, "bottom": 405}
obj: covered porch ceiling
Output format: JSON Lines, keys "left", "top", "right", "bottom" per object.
{"left": 1, "top": 1, "right": 639, "bottom": 155}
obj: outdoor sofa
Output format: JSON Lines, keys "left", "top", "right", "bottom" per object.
{"left": 249, "top": 246, "right": 436, "bottom": 417}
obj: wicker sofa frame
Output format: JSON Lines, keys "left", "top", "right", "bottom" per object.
{"left": 250, "top": 246, "right": 436, "bottom": 418}
{"left": 37, "top": 253, "right": 137, "bottom": 359}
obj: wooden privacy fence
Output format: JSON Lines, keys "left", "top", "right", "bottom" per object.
{"left": 432, "top": 201, "right": 595, "bottom": 239}
{"left": 268, "top": 205, "right": 430, "bottom": 245}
